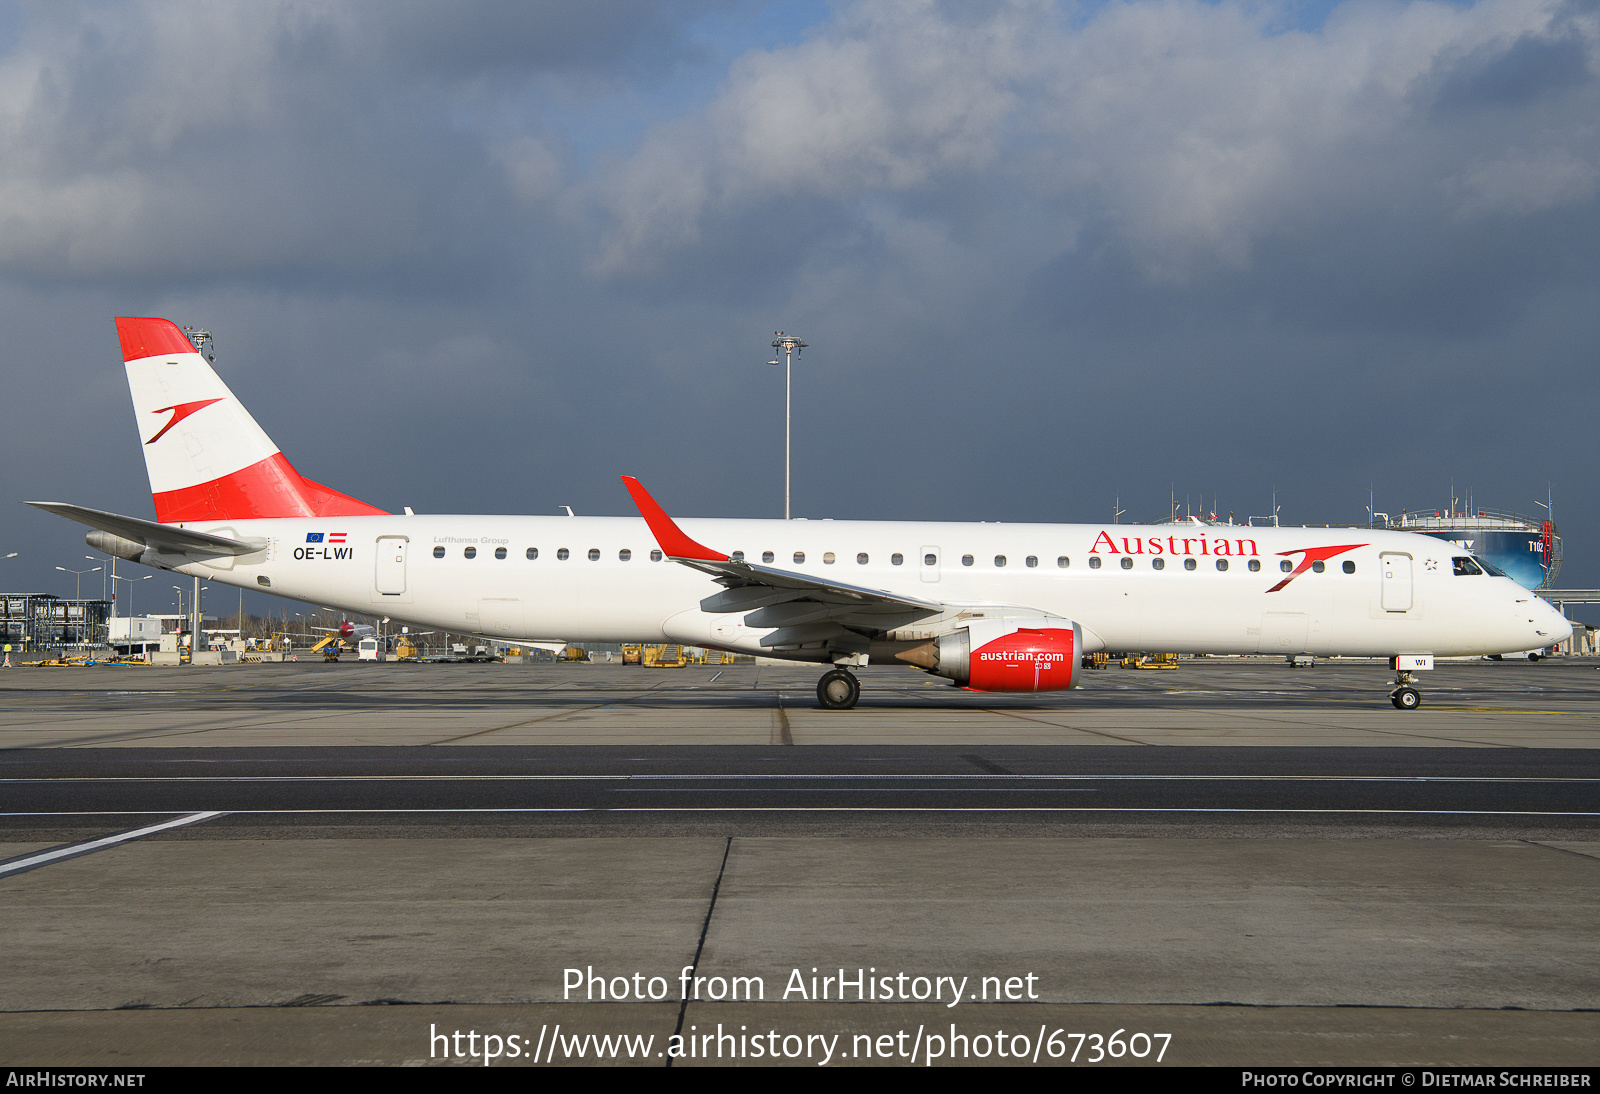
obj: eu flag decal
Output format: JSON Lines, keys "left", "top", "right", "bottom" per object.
{"left": 306, "top": 533, "right": 324, "bottom": 543}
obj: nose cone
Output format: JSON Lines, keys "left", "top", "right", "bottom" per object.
{"left": 1535, "top": 600, "right": 1573, "bottom": 647}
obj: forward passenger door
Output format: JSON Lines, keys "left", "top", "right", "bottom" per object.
{"left": 1381, "top": 553, "right": 1412, "bottom": 612}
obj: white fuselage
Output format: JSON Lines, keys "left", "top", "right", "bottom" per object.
{"left": 161, "top": 514, "right": 1568, "bottom": 661}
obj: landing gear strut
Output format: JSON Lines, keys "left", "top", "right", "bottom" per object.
{"left": 817, "top": 668, "right": 860, "bottom": 711}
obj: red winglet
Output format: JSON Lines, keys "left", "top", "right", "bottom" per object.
{"left": 621, "top": 476, "right": 729, "bottom": 562}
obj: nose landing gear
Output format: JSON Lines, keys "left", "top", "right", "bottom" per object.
{"left": 1387, "top": 654, "right": 1433, "bottom": 710}
{"left": 1391, "top": 681, "right": 1421, "bottom": 710}
{"left": 817, "top": 668, "right": 860, "bottom": 710}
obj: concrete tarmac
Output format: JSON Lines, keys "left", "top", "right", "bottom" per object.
{"left": 1, "top": 659, "right": 1597, "bottom": 749}
{"left": 1, "top": 658, "right": 1597, "bottom": 1067}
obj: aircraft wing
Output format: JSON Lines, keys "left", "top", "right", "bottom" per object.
{"left": 621, "top": 476, "right": 951, "bottom": 644}
{"left": 29, "top": 501, "right": 267, "bottom": 557}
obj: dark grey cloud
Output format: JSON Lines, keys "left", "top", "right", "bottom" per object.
{"left": 1, "top": 0, "right": 1596, "bottom": 612}
{"left": 1430, "top": 23, "right": 1593, "bottom": 114}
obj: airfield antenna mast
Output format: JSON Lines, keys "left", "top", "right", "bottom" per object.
{"left": 768, "top": 333, "right": 806, "bottom": 519}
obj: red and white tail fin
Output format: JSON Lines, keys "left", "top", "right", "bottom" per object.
{"left": 118, "top": 317, "right": 386, "bottom": 523}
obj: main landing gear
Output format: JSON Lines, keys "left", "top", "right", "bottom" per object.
{"left": 817, "top": 667, "right": 860, "bottom": 711}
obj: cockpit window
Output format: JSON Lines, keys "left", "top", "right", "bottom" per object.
{"left": 1479, "top": 559, "right": 1507, "bottom": 578}
{"left": 1452, "top": 556, "right": 1483, "bottom": 576}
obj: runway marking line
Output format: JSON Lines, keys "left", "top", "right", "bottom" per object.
{"left": 1, "top": 808, "right": 1597, "bottom": 820}
{"left": 0, "top": 811, "right": 224, "bottom": 878}
{"left": 3, "top": 774, "right": 1594, "bottom": 783}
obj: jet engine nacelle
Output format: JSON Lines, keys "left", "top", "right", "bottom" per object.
{"left": 896, "top": 617, "right": 1082, "bottom": 692}
{"left": 85, "top": 530, "right": 147, "bottom": 562}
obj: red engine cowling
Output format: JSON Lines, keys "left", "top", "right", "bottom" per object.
{"left": 896, "top": 618, "right": 1081, "bottom": 692}
{"left": 969, "top": 627, "right": 1079, "bottom": 691}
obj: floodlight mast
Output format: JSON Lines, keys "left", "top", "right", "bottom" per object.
{"left": 769, "top": 333, "right": 806, "bottom": 519}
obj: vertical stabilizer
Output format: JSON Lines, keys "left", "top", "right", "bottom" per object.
{"left": 118, "top": 316, "right": 386, "bottom": 522}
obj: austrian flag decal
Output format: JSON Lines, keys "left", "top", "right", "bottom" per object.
{"left": 305, "top": 532, "right": 347, "bottom": 544}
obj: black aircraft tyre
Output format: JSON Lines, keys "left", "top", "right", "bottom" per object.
{"left": 1391, "top": 686, "right": 1421, "bottom": 711}
{"left": 817, "top": 668, "right": 861, "bottom": 711}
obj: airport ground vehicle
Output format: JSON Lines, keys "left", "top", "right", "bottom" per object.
{"left": 32, "top": 317, "right": 1572, "bottom": 710}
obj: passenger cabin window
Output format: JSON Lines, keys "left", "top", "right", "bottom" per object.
{"left": 994, "top": 555, "right": 1007, "bottom": 568}
{"left": 794, "top": 552, "right": 806, "bottom": 564}
{"left": 1152, "top": 557, "right": 1165, "bottom": 570}
{"left": 1311, "top": 560, "right": 1324, "bottom": 573}
{"left": 557, "top": 548, "right": 570, "bottom": 560}
{"left": 925, "top": 553, "right": 937, "bottom": 567}
{"left": 494, "top": 547, "right": 507, "bottom": 559}
{"left": 892, "top": 554, "right": 904, "bottom": 566}
{"left": 1248, "top": 559, "right": 1261, "bottom": 572}
{"left": 962, "top": 555, "right": 974, "bottom": 566}
{"left": 1216, "top": 559, "right": 1229, "bottom": 571}
{"left": 1184, "top": 558, "right": 1196, "bottom": 571}
{"left": 1119, "top": 557, "right": 1132, "bottom": 570}
{"left": 620, "top": 549, "right": 632, "bottom": 561}
{"left": 1342, "top": 560, "right": 1355, "bottom": 574}
{"left": 1057, "top": 556, "right": 1069, "bottom": 568}
{"left": 464, "top": 547, "right": 476, "bottom": 559}
{"left": 526, "top": 548, "right": 538, "bottom": 560}
{"left": 823, "top": 552, "right": 835, "bottom": 564}
{"left": 1026, "top": 556, "right": 1038, "bottom": 568}
{"left": 433, "top": 546, "right": 445, "bottom": 558}
{"left": 762, "top": 551, "right": 775, "bottom": 563}
{"left": 1279, "top": 560, "right": 1293, "bottom": 572}
{"left": 650, "top": 550, "right": 663, "bottom": 561}
{"left": 1089, "top": 557, "right": 1102, "bottom": 569}
{"left": 588, "top": 549, "right": 600, "bottom": 561}
{"left": 1453, "top": 556, "right": 1483, "bottom": 576}
{"left": 857, "top": 553, "right": 869, "bottom": 565}
{"left": 730, "top": 551, "right": 744, "bottom": 562}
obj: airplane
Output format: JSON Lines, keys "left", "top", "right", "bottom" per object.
{"left": 312, "top": 620, "right": 375, "bottom": 641}
{"left": 31, "top": 316, "right": 1571, "bottom": 711}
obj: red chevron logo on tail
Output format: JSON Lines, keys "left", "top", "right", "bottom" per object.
{"left": 146, "top": 398, "right": 224, "bottom": 445}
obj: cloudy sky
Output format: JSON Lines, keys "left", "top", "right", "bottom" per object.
{"left": 0, "top": 0, "right": 1595, "bottom": 613}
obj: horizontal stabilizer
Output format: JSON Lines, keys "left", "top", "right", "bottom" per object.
{"left": 28, "top": 502, "right": 266, "bottom": 557}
